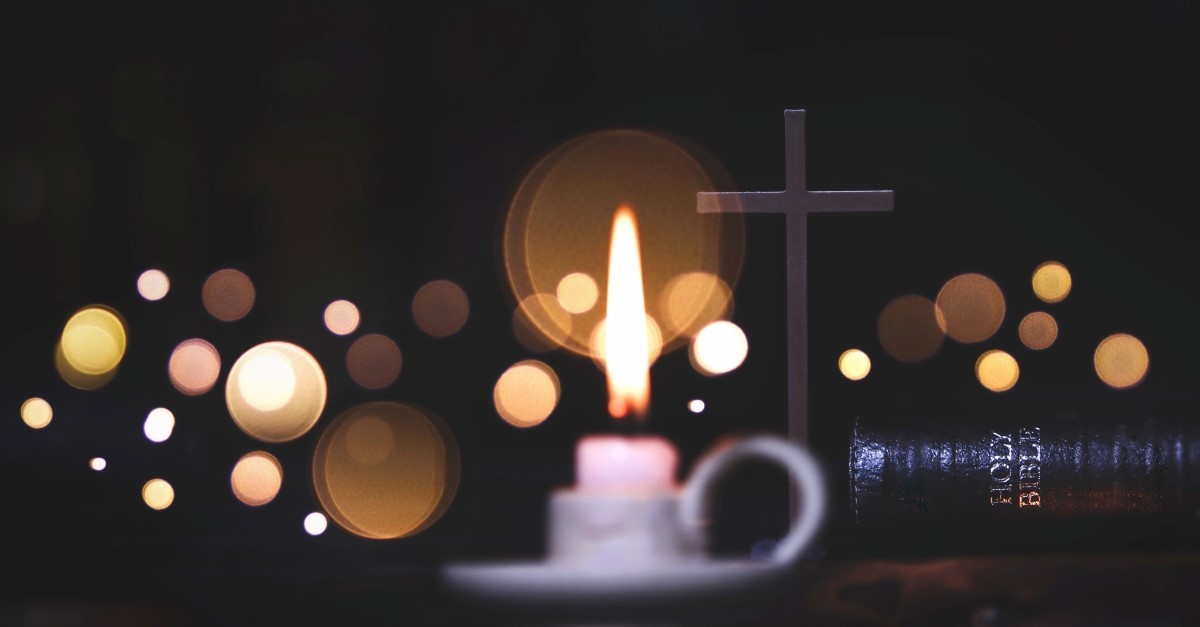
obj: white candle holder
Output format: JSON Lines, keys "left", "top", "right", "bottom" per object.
{"left": 442, "top": 435, "right": 827, "bottom": 613}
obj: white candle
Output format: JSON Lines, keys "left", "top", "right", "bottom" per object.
{"left": 576, "top": 434, "right": 677, "bottom": 492}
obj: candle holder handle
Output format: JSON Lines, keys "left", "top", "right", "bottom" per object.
{"left": 680, "top": 436, "right": 827, "bottom": 564}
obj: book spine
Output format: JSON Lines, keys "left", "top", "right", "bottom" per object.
{"left": 847, "top": 414, "right": 1198, "bottom": 524}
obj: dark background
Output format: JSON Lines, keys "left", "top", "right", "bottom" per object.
{"left": 0, "top": 2, "right": 1195, "bottom": 625}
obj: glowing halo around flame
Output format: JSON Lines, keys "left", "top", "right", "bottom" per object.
{"left": 503, "top": 129, "right": 743, "bottom": 358}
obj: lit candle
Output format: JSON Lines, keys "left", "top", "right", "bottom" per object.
{"left": 604, "top": 205, "right": 651, "bottom": 420}
{"left": 576, "top": 206, "right": 678, "bottom": 492}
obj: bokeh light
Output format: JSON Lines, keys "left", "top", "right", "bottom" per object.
{"left": 412, "top": 280, "right": 470, "bottom": 338}
{"left": 976, "top": 350, "right": 1020, "bottom": 392}
{"left": 1032, "top": 261, "right": 1072, "bottom": 303}
{"left": 168, "top": 339, "right": 221, "bottom": 396}
{"left": 142, "top": 478, "right": 175, "bottom": 510}
{"left": 556, "top": 272, "right": 599, "bottom": 314}
{"left": 89, "top": 457, "right": 106, "bottom": 471}
{"left": 838, "top": 349, "right": 871, "bottom": 381}
{"left": 504, "top": 130, "right": 743, "bottom": 358}
{"left": 690, "top": 321, "right": 748, "bottom": 376}
{"left": 1094, "top": 333, "right": 1149, "bottom": 389}
{"left": 56, "top": 341, "right": 118, "bottom": 390}
{"left": 20, "top": 397, "right": 52, "bottom": 429}
{"left": 493, "top": 360, "right": 560, "bottom": 428}
{"left": 589, "top": 316, "right": 664, "bottom": 371}
{"left": 226, "top": 341, "right": 327, "bottom": 443}
{"left": 312, "top": 402, "right": 460, "bottom": 540}
{"left": 231, "top": 451, "right": 283, "bottom": 507}
{"left": 1019, "top": 312, "right": 1059, "bottom": 350}
{"left": 346, "top": 333, "right": 402, "bottom": 389}
{"left": 239, "top": 352, "right": 296, "bottom": 412}
{"left": 304, "top": 512, "right": 328, "bottom": 536}
{"left": 137, "top": 269, "right": 170, "bottom": 301}
{"left": 688, "top": 399, "right": 705, "bottom": 413}
{"left": 513, "top": 294, "right": 572, "bottom": 353}
{"left": 202, "top": 268, "right": 255, "bottom": 322}
{"left": 877, "top": 295, "right": 945, "bottom": 363}
{"left": 937, "top": 273, "right": 1006, "bottom": 344}
{"left": 60, "top": 306, "right": 127, "bottom": 376}
{"left": 323, "top": 300, "right": 360, "bottom": 336}
{"left": 661, "top": 271, "right": 733, "bottom": 338}
{"left": 143, "top": 407, "right": 175, "bottom": 443}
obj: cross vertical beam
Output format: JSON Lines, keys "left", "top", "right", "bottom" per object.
{"left": 698, "top": 110, "right": 893, "bottom": 443}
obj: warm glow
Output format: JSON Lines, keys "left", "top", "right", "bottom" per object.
{"left": 143, "top": 407, "right": 175, "bottom": 443}
{"left": 937, "top": 273, "right": 1006, "bottom": 344}
{"left": 412, "top": 280, "right": 470, "bottom": 338}
{"left": 56, "top": 341, "right": 118, "bottom": 390}
{"left": 556, "top": 272, "right": 599, "bottom": 314}
{"left": 345, "top": 415, "right": 395, "bottom": 465}
{"left": 589, "top": 316, "right": 663, "bottom": 370}
{"left": 20, "top": 397, "right": 52, "bottom": 429}
{"left": 89, "top": 457, "right": 106, "bottom": 471}
{"left": 838, "top": 349, "right": 871, "bottom": 381}
{"left": 687, "top": 399, "right": 705, "bottom": 413}
{"left": 323, "top": 300, "right": 360, "bottom": 336}
{"left": 168, "top": 338, "right": 221, "bottom": 396}
{"left": 238, "top": 351, "right": 296, "bottom": 411}
{"left": 661, "top": 272, "right": 733, "bottom": 337}
{"left": 605, "top": 207, "right": 651, "bottom": 419}
{"left": 877, "top": 295, "right": 945, "bottom": 363}
{"left": 1019, "top": 312, "right": 1059, "bottom": 350}
{"left": 312, "top": 402, "right": 460, "bottom": 540}
{"left": 226, "top": 342, "right": 327, "bottom": 443}
{"left": 202, "top": 268, "right": 255, "bottom": 322}
{"left": 504, "top": 129, "right": 743, "bottom": 358}
{"left": 976, "top": 350, "right": 1020, "bottom": 392}
{"left": 1095, "top": 333, "right": 1149, "bottom": 389}
{"left": 142, "top": 478, "right": 174, "bottom": 510}
{"left": 60, "top": 306, "right": 126, "bottom": 376}
{"left": 690, "top": 321, "right": 748, "bottom": 376}
{"left": 1033, "top": 261, "right": 1072, "bottom": 303}
{"left": 513, "top": 293, "right": 572, "bottom": 353}
{"left": 346, "top": 333, "right": 402, "bottom": 389}
{"left": 494, "top": 360, "right": 560, "bottom": 428}
{"left": 231, "top": 451, "right": 283, "bottom": 507}
{"left": 137, "top": 269, "right": 170, "bottom": 301}
{"left": 304, "top": 512, "right": 328, "bottom": 536}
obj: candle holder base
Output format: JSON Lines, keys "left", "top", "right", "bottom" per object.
{"left": 442, "top": 557, "right": 794, "bottom": 610}
{"left": 442, "top": 436, "right": 827, "bottom": 618}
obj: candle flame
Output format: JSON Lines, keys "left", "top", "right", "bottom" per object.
{"left": 605, "top": 206, "right": 650, "bottom": 419}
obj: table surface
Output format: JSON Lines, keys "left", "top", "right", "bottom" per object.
{"left": 4, "top": 550, "right": 1200, "bottom": 626}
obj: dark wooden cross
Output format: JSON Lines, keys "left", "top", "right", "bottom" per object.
{"left": 698, "top": 110, "right": 893, "bottom": 443}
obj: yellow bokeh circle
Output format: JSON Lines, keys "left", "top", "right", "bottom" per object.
{"left": 1094, "top": 333, "right": 1149, "bottom": 390}
{"left": 976, "top": 350, "right": 1020, "bottom": 392}
{"left": 1032, "top": 261, "right": 1072, "bottom": 303}
{"left": 60, "top": 306, "right": 126, "bottom": 376}
{"left": 838, "top": 349, "right": 871, "bottom": 381}
{"left": 21, "top": 397, "right": 52, "bottom": 429}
